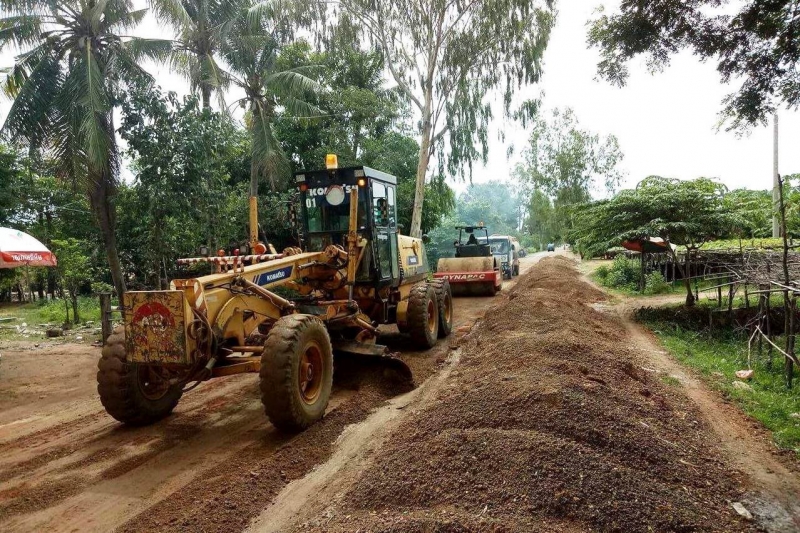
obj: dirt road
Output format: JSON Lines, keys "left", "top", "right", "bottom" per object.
{"left": 0, "top": 254, "right": 545, "bottom": 533}
{"left": 257, "top": 256, "right": 793, "bottom": 532}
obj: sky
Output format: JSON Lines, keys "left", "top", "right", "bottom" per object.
{"left": 478, "top": 0, "right": 800, "bottom": 195}
{"left": 1, "top": 0, "right": 798, "bottom": 196}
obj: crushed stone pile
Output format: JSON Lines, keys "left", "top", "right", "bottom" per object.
{"left": 303, "top": 256, "right": 754, "bottom": 532}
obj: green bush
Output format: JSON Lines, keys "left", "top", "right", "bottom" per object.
{"left": 644, "top": 271, "right": 671, "bottom": 295}
{"left": 32, "top": 296, "right": 102, "bottom": 325}
{"left": 600, "top": 255, "right": 640, "bottom": 290}
{"left": 595, "top": 265, "right": 610, "bottom": 280}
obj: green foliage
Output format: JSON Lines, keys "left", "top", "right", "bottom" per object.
{"left": 703, "top": 238, "right": 785, "bottom": 251}
{"left": 0, "top": 145, "right": 26, "bottom": 226}
{"left": 639, "top": 316, "right": 800, "bottom": 456}
{"left": 527, "top": 188, "right": 556, "bottom": 248}
{"left": 571, "top": 177, "right": 738, "bottom": 258}
{"left": 427, "top": 181, "right": 526, "bottom": 268}
{"left": 336, "top": 0, "right": 556, "bottom": 179}
{"left": 588, "top": 1, "right": 800, "bottom": 129}
{"left": 515, "top": 108, "right": 624, "bottom": 242}
{"left": 119, "top": 86, "right": 254, "bottom": 288}
{"left": 52, "top": 238, "right": 93, "bottom": 323}
{"left": 0, "top": 0, "right": 175, "bottom": 296}
{"left": 151, "top": 0, "right": 248, "bottom": 109}
{"left": 333, "top": 0, "right": 555, "bottom": 236}
{"left": 723, "top": 189, "right": 772, "bottom": 238}
{"left": 222, "top": 17, "right": 322, "bottom": 194}
{"left": 273, "top": 40, "right": 454, "bottom": 236}
{"left": 599, "top": 255, "right": 640, "bottom": 292}
{"left": 275, "top": 40, "right": 404, "bottom": 172}
{"left": 0, "top": 296, "right": 102, "bottom": 328}
{"left": 644, "top": 271, "right": 671, "bottom": 295}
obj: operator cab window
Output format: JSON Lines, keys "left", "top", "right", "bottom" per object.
{"left": 387, "top": 186, "right": 396, "bottom": 228}
{"left": 304, "top": 186, "right": 367, "bottom": 233}
{"left": 372, "top": 182, "right": 387, "bottom": 226}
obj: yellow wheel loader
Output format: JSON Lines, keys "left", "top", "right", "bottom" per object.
{"left": 97, "top": 159, "right": 454, "bottom": 432}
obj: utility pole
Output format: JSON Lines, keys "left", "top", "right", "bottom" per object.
{"left": 773, "top": 113, "right": 780, "bottom": 238}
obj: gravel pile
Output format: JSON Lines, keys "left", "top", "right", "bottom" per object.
{"left": 305, "top": 257, "right": 754, "bottom": 532}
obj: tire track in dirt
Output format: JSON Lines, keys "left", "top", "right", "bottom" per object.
{"left": 111, "top": 257, "right": 541, "bottom": 533}
{"left": 243, "top": 254, "right": 547, "bottom": 533}
{"left": 0, "top": 259, "right": 537, "bottom": 533}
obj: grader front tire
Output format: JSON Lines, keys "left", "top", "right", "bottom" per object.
{"left": 97, "top": 327, "right": 183, "bottom": 426}
{"left": 259, "top": 315, "right": 333, "bottom": 432}
{"left": 407, "top": 283, "right": 439, "bottom": 349}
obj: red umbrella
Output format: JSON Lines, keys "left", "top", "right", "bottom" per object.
{"left": 0, "top": 227, "right": 58, "bottom": 268}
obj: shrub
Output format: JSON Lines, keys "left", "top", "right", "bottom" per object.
{"left": 595, "top": 265, "right": 610, "bottom": 280}
{"left": 600, "top": 255, "right": 641, "bottom": 290}
{"left": 644, "top": 272, "right": 671, "bottom": 295}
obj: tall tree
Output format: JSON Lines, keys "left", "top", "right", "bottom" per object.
{"left": 119, "top": 85, "right": 249, "bottom": 288}
{"left": 0, "top": 0, "right": 172, "bottom": 297}
{"left": 335, "top": 1, "right": 555, "bottom": 238}
{"left": 221, "top": 17, "right": 320, "bottom": 196}
{"left": 515, "top": 108, "right": 624, "bottom": 238}
{"left": 274, "top": 39, "right": 404, "bottom": 171}
{"left": 571, "top": 177, "right": 738, "bottom": 306}
{"left": 588, "top": 1, "right": 800, "bottom": 129}
{"left": 151, "top": 0, "right": 242, "bottom": 110}
{"left": 527, "top": 188, "right": 554, "bottom": 249}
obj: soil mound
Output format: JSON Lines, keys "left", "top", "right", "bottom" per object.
{"left": 302, "top": 257, "right": 754, "bottom": 532}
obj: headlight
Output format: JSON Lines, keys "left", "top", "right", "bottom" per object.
{"left": 325, "top": 185, "right": 345, "bottom": 206}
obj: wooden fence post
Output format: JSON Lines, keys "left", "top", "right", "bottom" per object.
{"left": 787, "top": 295, "right": 795, "bottom": 389}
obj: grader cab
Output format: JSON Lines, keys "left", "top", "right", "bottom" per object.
{"left": 98, "top": 159, "right": 454, "bottom": 432}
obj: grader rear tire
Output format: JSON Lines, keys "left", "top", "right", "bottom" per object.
{"left": 407, "top": 283, "right": 439, "bottom": 349}
{"left": 97, "top": 327, "right": 183, "bottom": 426}
{"left": 429, "top": 279, "right": 453, "bottom": 338}
{"left": 259, "top": 315, "right": 333, "bottom": 432}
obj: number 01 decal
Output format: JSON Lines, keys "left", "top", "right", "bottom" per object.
{"left": 305, "top": 198, "right": 317, "bottom": 208}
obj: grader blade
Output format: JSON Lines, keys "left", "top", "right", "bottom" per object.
{"left": 332, "top": 340, "right": 413, "bottom": 383}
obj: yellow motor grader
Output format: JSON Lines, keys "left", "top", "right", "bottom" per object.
{"left": 97, "top": 158, "right": 453, "bottom": 431}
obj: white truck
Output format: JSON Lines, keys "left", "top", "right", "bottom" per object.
{"left": 488, "top": 235, "right": 519, "bottom": 279}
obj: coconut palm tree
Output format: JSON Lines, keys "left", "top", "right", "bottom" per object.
{"left": 150, "top": 0, "right": 244, "bottom": 111}
{"left": 221, "top": 11, "right": 321, "bottom": 195}
{"left": 0, "top": 0, "right": 172, "bottom": 296}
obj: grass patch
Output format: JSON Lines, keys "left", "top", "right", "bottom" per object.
{"left": 587, "top": 259, "right": 680, "bottom": 298}
{"left": 0, "top": 296, "right": 104, "bottom": 341}
{"left": 702, "top": 238, "right": 785, "bottom": 251}
{"left": 660, "top": 375, "right": 682, "bottom": 387}
{"left": 640, "top": 318, "right": 800, "bottom": 456}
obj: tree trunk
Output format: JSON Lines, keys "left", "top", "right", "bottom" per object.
{"left": 250, "top": 150, "right": 259, "bottom": 198}
{"left": 410, "top": 98, "right": 433, "bottom": 239}
{"left": 71, "top": 293, "right": 80, "bottom": 324}
{"left": 89, "top": 174, "right": 126, "bottom": 298}
{"left": 201, "top": 85, "right": 211, "bottom": 111}
{"left": 683, "top": 254, "right": 695, "bottom": 306}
